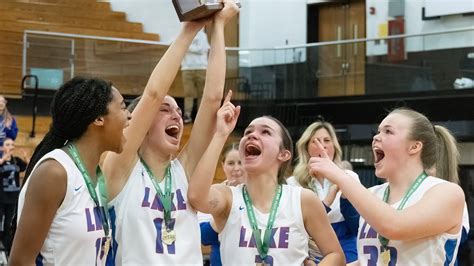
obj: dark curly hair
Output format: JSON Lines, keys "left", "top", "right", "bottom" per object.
{"left": 24, "top": 76, "right": 114, "bottom": 179}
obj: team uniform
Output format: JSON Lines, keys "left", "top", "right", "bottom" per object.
{"left": 198, "top": 212, "right": 222, "bottom": 266}
{"left": 358, "top": 176, "right": 463, "bottom": 265}
{"left": 18, "top": 149, "right": 109, "bottom": 266}
{"left": 455, "top": 204, "right": 470, "bottom": 266}
{"left": 109, "top": 159, "right": 202, "bottom": 265}
{"left": 219, "top": 184, "right": 309, "bottom": 265}
{"left": 286, "top": 170, "right": 360, "bottom": 263}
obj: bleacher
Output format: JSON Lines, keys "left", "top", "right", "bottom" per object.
{"left": 0, "top": 0, "right": 163, "bottom": 97}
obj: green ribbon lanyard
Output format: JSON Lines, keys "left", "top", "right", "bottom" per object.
{"left": 67, "top": 144, "right": 110, "bottom": 237}
{"left": 379, "top": 171, "right": 428, "bottom": 247}
{"left": 242, "top": 184, "right": 282, "bottom": 262}
{"left": 140, "top": 157, "right": 173, "bottom": 230}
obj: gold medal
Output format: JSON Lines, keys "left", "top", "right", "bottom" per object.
{"left": 162, "top": 228, "right": 176, "bottom": 245}
{"left": 380, "top": 249, "right": 391, "bottom": 265}
{"left": 102, "top": 236, "right": 111, "bottom": 256}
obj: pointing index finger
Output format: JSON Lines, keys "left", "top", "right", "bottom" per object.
{"left": 223, "top": 90, "right": 233, "bottom": 103}
{"left": 314, "top": 138, "right": 329, "bottom": 158}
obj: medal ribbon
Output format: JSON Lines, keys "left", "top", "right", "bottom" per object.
{"left": 242, "top": 184, "right": 282, "bottom": 261}
{"left": 140, "top": 157, "right": 173, "bottom": 229}
{"left": 68, "top": 144, "right": 110, "bottom": 237}
{"left": 378, "top": 171, "right": 428, "bottom": 247}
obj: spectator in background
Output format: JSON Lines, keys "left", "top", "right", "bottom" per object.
{"left": 181, "top": 29, "right": 210, "bottom": 124}
{"left": 287, "top": 121, "right": 360, "bottom": 264}
{"left": 0, "top": 138, "right": 27, "bottom": 255}
{"left": 340, "top": 160, "right": 353, "bottom": 171}
{"left": 0, "top": 96, "right": 18, "bottom": 154}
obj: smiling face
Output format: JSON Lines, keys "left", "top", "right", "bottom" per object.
{"left": 101, "top": 87, "right": 131, "bottom": 153}
{"left": 372, "top": 112, "right": 415, "bottom": 178}
{"left": 146, "top": 95, "right": 184, "bottom": 155}
{"left": 222, "top": 149, "right": 246, "bottom": 186}
{"left": 239, "top": 117, "right": 291, "bottom": 180}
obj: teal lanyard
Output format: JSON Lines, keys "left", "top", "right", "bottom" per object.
{"left": 242, "top": 184, "right": 282, "bottom": 261}
{"left": 67, "top": 144, "right": 110, "bottom": 237}
{"left": 140, "top": 157, "right": 173, "bottom": 229}
{"left": 379, "top": 171, "right": 428, "bottom": 247}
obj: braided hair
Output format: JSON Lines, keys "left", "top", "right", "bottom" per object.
{"left": 24, "top": 76, "right": 114, "bottom": 181}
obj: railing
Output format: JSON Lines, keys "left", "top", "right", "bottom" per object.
{"left": 22, "top": 27, "right": 474, "bottom": 99}
{"left": 224, "top": 26, "right": 474, "bottom": 100}
{"left": 22, "top": 30, "right": 170, "bottom": 96}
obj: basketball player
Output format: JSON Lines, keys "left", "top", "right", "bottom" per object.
{"left": 102, "top": 1, "right": 239, "bottom": 265}
{"left": 188, "top": 97, "right": 345, "bottom": 265}
{"left": 308, "top": 108, "right": 465, "bottom": 265}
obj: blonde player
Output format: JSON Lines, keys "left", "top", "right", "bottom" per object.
{"left": 308, "top": 107, "right": 465, "bottom": 265}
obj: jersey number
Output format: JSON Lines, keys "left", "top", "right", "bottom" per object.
{"left": 255, "top": 254, "right": 274, "bottom": 265}
{"left": 363, "top": 245, "right": 398, "bottom": 266}
{"left": 95, "top": 237, "right": 108, "bottom": 265}
{"left": 153, "top": 217, "right": 176, "bottom": 254}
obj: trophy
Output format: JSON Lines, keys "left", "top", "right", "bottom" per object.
{"left": 172, "top": 0, "right": 241, "bottom": 21}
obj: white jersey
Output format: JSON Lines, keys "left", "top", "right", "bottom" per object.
{"left": 181, "top": 30, "right": 209, "bottom": 71}
{"left": 109, "top": 159, "right": 202, "bottom": 265}
{"left": 287, "top": 171, "right": 360, "bottom": 262}
{"left": 357, "top": 176, "right": 463, "bottom": 266}
{"left": 18, "top": 149, "right": 109, "bottom": 266}
{"left": 462, "top": 204, "right": 470, "bottom": 235}
{"left": 219, "top": 184, "right": 309, "bottom": 265}
{"left": 287, "top": 170, "right": 359, "bottom": 225}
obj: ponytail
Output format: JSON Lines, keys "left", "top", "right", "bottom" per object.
{"left": 434, "top": 125, "right": 460, "bottom": 184}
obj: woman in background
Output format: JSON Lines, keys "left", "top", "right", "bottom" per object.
{"left": 287, "top": 121, "right": 359, "bottom": 264}
{"left": 0, "top": 96, "right": 18, "bottom": 154}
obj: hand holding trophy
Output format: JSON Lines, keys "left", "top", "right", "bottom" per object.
{"left": 173, "top": 0, "right": 241, "bottom": 21}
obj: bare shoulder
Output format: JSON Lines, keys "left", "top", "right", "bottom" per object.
{"left": 29, "top": 159, "right": 67, "bottom": 186}
{"left": 300, "top": 187, "right": 318, "bottom": 205}
{"left": 424, "top": 181, "right": 464, "bottom": 203}
{"left": 300, "top": 187, "right": 325, "bottom": 217}
{"left": 211, "top": 183, "right": 234, "bottom": 231}
{"left": 25, "top": 159, "right": 67, "bottom": 208}
{"left": 213, "top": 183, "right": 233, "bottom": 203}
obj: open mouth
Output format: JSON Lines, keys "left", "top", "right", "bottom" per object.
{"left": 245, "top": 144, "right": 261, "bottom": 157}
{"left": 165, "top": 125, "right": 180, "bottom": 139}
{"left": 373, "top": 147, "right": 385, "bottom": 164}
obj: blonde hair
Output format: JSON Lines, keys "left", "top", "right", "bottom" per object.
{"left": 390, "top": 108, "right": 459, "bottom": 184}
{"left": 0, "top": 95, "right": 14, "bottom": 128}
{"left": 292, "top": 121, "right": 342, "bottom": 190}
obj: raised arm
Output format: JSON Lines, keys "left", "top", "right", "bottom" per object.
{"left": 187, "top": 92, "right": 240, "bottom": 224}
{"left": 301, "top": 189, "right": 346, "bottom": 266}
{"left": 9, "top": 161, "right": 66, "bottom": 265}
{"left": 103, "top": 22, "right": 208, "bottom": 199}
{"left": 179, "top": 0, "right": 239, "bottom": 178}
{"left": 308, "top": 139, "right": 465, "bottom": 241}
